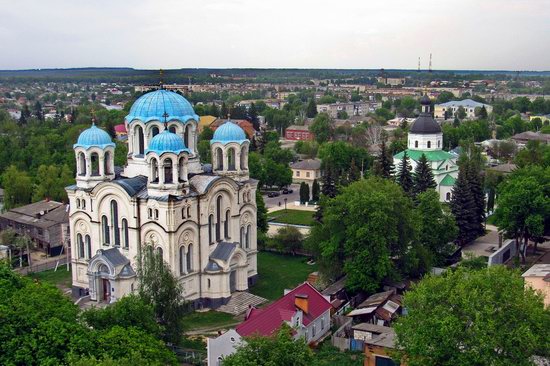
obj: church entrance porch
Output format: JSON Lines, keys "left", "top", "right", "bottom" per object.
{"left": 86, "top": 248, "right": 137, "bottom": 304}
{"left": 229, "top": 270, "right": 236, "bottom": 293}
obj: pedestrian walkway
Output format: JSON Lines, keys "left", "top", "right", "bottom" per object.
{"left": 217, "top": 291, "right": 267, "bottom": 316}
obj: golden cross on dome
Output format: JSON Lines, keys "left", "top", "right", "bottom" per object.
{"left": 90, "top": 107, "right": 96, "bottom": 125}
{"left": 162, "top": 111, "right": 169, "bottom": 130}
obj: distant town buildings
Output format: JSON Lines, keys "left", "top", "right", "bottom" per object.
{"left": 317, "top": 101, "right": 380, "bottom": 118}
{"left": 522, "top": 264, "right": 550, "bottom": 308}
{"left": 434, "top": 99, "right": 493, "bottom": 119}
{"left": 285, "top": 125, "right": 314, "bottom": 141}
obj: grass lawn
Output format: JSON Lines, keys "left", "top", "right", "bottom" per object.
{"left": 182, "top": 311, "right": 237, "bottom": 331}
{"left": 28, "top": 267, "right": 72, "bottom": 288}
{"left": 251, "top": 251, "right": 317, "bottom": 301}
{"left": 267, "top": 209, "right": 315, "bottom": 226}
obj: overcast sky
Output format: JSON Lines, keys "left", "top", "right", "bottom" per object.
{"left": 1, "top": 0, "right": 549, "bottom": 71}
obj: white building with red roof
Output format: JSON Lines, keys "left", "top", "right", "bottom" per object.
{"left": 207, "top": 282, "right": 332, "bottom": 365}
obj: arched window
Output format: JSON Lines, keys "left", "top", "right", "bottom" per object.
{"left": 111, "top": 200, "right": 120, "bottom": 246}
{"left": 216, "top": 147, "right": 223, "bottom": 170}
{"left": 184, "top": 124, "right": 192, "bottom": 149}
{"left": 104, "top": 151, "right": 112, "bottom": 175}
{"left": 169, "top": 125, "right": 176, "bottom": 134}
{"left": 164, "top": 158, "right": 173, "bottom": 184}
{"left": 224, "top": 210, "right": 230, "bottom": 239}
{"left": 76, "top": 199, "right": 80, "bottom": 209}
{"left": 216, "top": 196, "right": 222, "bottom": 242}
{"left": 77, "top": 233, "right": 84, "bottom": 258}
{"left": 151, "top": 126, "right": 159, "bottom": 138}
{"left": 148, "top": 208, "right": 153, "bottom": 219}
{"left": 187, "top": 244, "right": 193, "bottom": 272}
{"left": 227, "top": 148, "right": 236, "bottom": 171}
{"left": 102, "top": 215, "right": 110, "bottom": 245}
{"left": 240, "top": 227, "right": 245, "bottom": 248}
{"left": 136, "top": 126, "right": 144, "bottom": 155}
{"left": 179, "top": 246, "right": 186, "bottom": 275}
{"left": 414, "top": 140, "right": 418, "bottom": 148}
{"left": 208, "top": 214, "right": 214, "bottom": 244}
{"left": 207, "top": 279, "right": 211, "bottom": 288}
{"left": 246, "top": 224, "right": 251, "bottom": 249}
{"left": 122, "top": 219, "right": 129, "bottom": 249}
{"left": 151, "top": 158, "right": 159, "bottom": 183}
{"left": 438, "top": 140, "right": 441, "bottom": 148}
{"left": 179, "top": 157, "right": 186, "bottom": 182}
{"left": 154, "top": 209, "right": 159, "bottom": 220}
{"left": 182, "top": 207, "right": 186, "bottom": 219}
{"left": 82, "top": 200, "right": 86, "bottom": 210}
{"left": 85, "top": 235, "right": 92, "bottom": 259}
{"left": 240, "top": 146, "right": 247, "bottom": 170}
{"left": 427, "top": 141, "right": 431, "bottom": 148}
{"left": 187, "top": 206, "right": 191, "bottom": 218}
{"left": 90, "top": 153, "right": 100, "bottom": 176}
{"left": 78, "top": 152, "right": 86, "bottom": 176}
{"left": 446, "top": 192, "right": 451, "bottom": 201}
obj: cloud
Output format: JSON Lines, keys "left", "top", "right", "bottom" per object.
{"left": 0, "top": 0, "right": 549, "bottom": 70}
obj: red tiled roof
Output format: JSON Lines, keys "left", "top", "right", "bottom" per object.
{"left": 235, "top": 282, "right": 332, "bottom": 337}
{"left": 114, "top": 124, "right": 127, "bottom": 133}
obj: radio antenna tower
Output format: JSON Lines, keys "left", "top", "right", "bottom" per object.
{"left": 418, "top": 57, "right": 421, "bottom": 72}
{"left": 428, "top": 53, "right": 433, "bottom": 73}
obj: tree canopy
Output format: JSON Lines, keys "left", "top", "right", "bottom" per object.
{"left": 394, "top": 266, "right": 550, "bottom": 366}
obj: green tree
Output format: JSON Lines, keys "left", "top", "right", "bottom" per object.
{"left": 476, "top": 105, "right": 488, "bottom": 119}
{"left": 299, "top": 182, "right": 310, "bottom": 204}
{"left": 450, "top": 164, "right": 477, "bottom": 246}
{"left": 466, "top": 159, "right": 486, "bottom": 237}
{"left": 414, "top": 190, "right": 457, "bottom": 266}
{"left": 494, "top": 166, "right": 550, "bottom": 262}
{"left": 306, "top": 99, "right": 318, "bottom": 118}
{"left": 515, "top": 140, "right": 550, "bottom": 168}
{"left": 223, "top": 325, "right": 314, "bottom": 366}
{"left": 1, "top": 165, "right": 33, "bottom": 209}
{"left": 271, "top": 226, "right": 304, "bottom": 255}
{"left": 372, "top": 138, "right": 394, "bottom": 179}
{"left": 309, "top": 113, "right": 333, "bottom": 143}
{"left": 455, "top": 106, "right": 467, "bottom": 120}
{"left": 33, "top": 164, "right": 73, "bottom": 202}
{"left": 396, "top": 151, "right": 414, "bottom": 197}
{"left": 137, "top": 247, "right": 190, "bottom": 344}
{"left": 312, "top": 179, "right": 320, "bottom": 201}
{"left": 412, "top": 154, "right": 436, "bottom": 197}
{"left": 310, "top": 178, "right": 414, "bottom": 291}
{"left": 256, "top": 189, "right": 268, "bottom": 234}
{"left": 394, "top": 266, "right": 550, "bottom": 366}
{"left": 337, "top": 110, "right": 349, "bottom": 119}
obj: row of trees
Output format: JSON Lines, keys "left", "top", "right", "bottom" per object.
{"left": 0, "top": 252, "right": 185, "bottom": 365}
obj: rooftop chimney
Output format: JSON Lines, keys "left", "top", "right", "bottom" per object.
{"left": 295, "top": 294, "right": 309, "bottom": 314}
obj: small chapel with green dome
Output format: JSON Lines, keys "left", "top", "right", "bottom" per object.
{"left": 66, "top": 88, "right": 258, "bottom": 308}
{"left": 393, "top": 96, "right": 458, "bottom": 201}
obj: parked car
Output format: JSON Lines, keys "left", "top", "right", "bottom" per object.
{"left": 267, "top": 191, "right": 280, "bottom": 198}
{"left": 282, "top": 188, "right": 294, "bottom": 194}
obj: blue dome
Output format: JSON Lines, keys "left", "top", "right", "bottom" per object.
{"left": 145, "top": 130, "right": 189, "bottom": 155}
{"left": 126, "top": 89, "right": 198, "bottom": 124}
{"left": 74, "top": 124, "right": 115, "bottom": 149}
{"left": 210, "top": 121, "right": 248, "bottom": 145}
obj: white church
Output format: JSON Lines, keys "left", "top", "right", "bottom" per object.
{"left": 66, "top": 89, "right": 258, "bottom": 308}
{"left": 393, "top": 96, "right": 458, "bottom": 201}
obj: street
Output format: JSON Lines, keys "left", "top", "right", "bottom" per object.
{"left": 262, "top": 183, "right": 301, "bottom": 209}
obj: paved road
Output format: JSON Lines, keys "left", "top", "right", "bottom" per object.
{"left": 262, "top": 183, "right": 301, "bottom": 209}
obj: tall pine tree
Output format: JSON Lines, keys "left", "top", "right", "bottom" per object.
{"left": 373, "top": 138, "right": 394, "bottom": 179}
{"left": 466, "top": 160, "right": 486, "bottom": 237}
{"left": 413, "top": 154, "right": 436, "bottom": 196}
{"left": 450, "top": 165, "right": 477, "bottom": 246}
{"left": 306, "top": 99, "right": 318, "bottom": 118}
{"left": 396, "top": 151, "right": 414, "bottom": 197}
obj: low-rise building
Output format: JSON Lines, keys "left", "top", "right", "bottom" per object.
{"left": 434, "top": 99, "right": 493, "bottom": 119}
{"left": 510, "top": 131, "right": 550, "bottom": 146}
{"left": 290, "top": 159, "right": 322, "bottom": 186}
{"left": 346, "top": 290, "right": 402, "bottom": 326}
{"left": 317, "top": 102, "right": 380, "bottom": 118}
{"left": 211, "top": 118, "right": 255, "bottom": 139}
{"left": 207, "top": 282, "right": 332, "bottom": 365}
{"left": 523, "top": 264, "right": 550, "bottom": 308}
{"left": 0, "top": 200, "right": 69, "bottom": 256}
{"left": 285, "top": 125, "right": 314, "bottom": 141}
{"left": 114, "top": 124, "right": 127, "bottom": 141}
